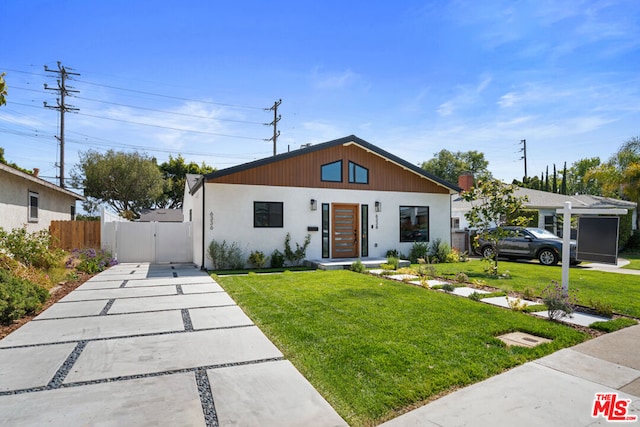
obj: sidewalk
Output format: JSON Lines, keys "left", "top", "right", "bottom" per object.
{"left": 0, "top": 263, "right": 347, "bottom": 427}
{"left": 380, "top": 323, "right": 640, "bottom": 426}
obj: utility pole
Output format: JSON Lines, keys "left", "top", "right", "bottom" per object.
{"left": 264, "top": 99, "right": 281, "bottom": 156}
{"left": 44, "top": 62, "right": 79, "bottom": 188}
{"left": 519, "top": 139, "right": 528, "bottom": 180}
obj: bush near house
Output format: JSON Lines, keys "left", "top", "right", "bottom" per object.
{"left": 207, "top": 240, "right": 245, "bottom": 270}
{"left": 0, "top": 226, "right": 63, "bottom": 270}
{"left": 0, "top": 268, "right": 49, "bottom": 325}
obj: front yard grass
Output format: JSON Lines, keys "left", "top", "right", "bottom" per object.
{"left": 216, "top": 270, "right": 588, "bottom": 426}
{"left": 621, "top": 251, "right": 640, "bottom": 270}
{"left": 427, "top": 260, "right": 640, "bottom": 318}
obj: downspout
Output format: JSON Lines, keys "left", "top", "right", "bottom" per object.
{"left": 200, "top": 181, "right": 206, "bottom": 271}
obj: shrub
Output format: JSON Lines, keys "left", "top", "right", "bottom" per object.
{"left": 441, "top": 283, "right": 455, "bottom": 292}
{"left": 507, "top": 297, "right": 528, "bottom": 312}
{"left": 522, "top": 287, "right": 536, "bottom": 300}
{"left": 0, "top": 226, "right": 62, "bottom": 270}
{"left": 385, "top": 249, "right": 399, "bottom": 258}
{"left": 207, "top": 240, "right": 245, "bottom": 270}
{"left": 468, "top": 292, "right": 483, "bottom": 301}
{"left": 589, "top": 299, "right": 613, "bottom": 318}
{"left": 541, "top": 281, "right": 578, "bottom": 321}
{"left": 284, "top": 233, "right": 311, "bottom": 266}
{"left": 619, "top": 212, "right": 633, "bottom": 250}
{"left": 408, "top": 242, "right": 429, "bottom": 264}
{"left": 385, "top": 256, "right": 400, "bottom": 270}
{"left": 0, "top": 268, "right": 49, "bottom": 325}
{"left": 350, "top": 259, "right": 366, "bottom": 273}
{"left": 625, "top": 230, "right": 640, "bottom": 251}
{"left": 270, "top": 249, "right": 285, "bottom": 268}
{"left": 416, "top": 264, "right": 436, "bottom": 278}
{"left": 247, "top": 250, "right": 268, "bottom": 269}
{"left": 66, "top": 248, "right": 118, "bottom": 274}
{"left": 428, "top": 238, "right": 453, "bottom": 263}
{"left": 454, "top": 271, "right": 468, "bottom": 283}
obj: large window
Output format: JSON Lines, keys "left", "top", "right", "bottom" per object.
{"left": 361, "top": 204, "right": 369, "bottom": 257}
{"left": 321, "top": 160, "right": 342, "bottom": 182}
{"left": 254, "top": 202, "right": 283, "bottom": 228}
{"left": 399, "top": 206, "right": 429, "bottom": 242}
{"left": 322, "top": 203, "right": 330, "bottom": 258}
{"left": 28, "top": 191, "right": 39, "bottom": 222}
{"left": 348, "top": 161, "right": 369, "bottom": 184}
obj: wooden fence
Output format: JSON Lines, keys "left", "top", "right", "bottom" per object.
{"left": 49, "top": 220, "right": 101, "bottom": 251}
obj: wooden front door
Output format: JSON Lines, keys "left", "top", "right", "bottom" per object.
{"left": 332, "top": 203, "right": 359, "bottom": 258}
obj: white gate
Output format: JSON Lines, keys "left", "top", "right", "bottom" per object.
{"left": 102, "top": 221, "right": 193, "bottom": 263}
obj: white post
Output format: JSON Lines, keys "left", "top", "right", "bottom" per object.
{"left": 561, "top": 201, "right": 571, "bottom": 296}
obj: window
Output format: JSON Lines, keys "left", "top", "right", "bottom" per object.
{"left": 28, "top": 191, "right": 39, "bottom": 222}
{"left": 451, "top": 217, "right": 460, "bottom": 229}
{"left": 322, "top": 203, "right": 330, "bottom": 258}
{"left": 70, "top": 205, "right": 76, "bottom": 220}
{"left": 321, "top": 160, "right": 342, "bottom": 182}
{"left": 400, "top": 206, "right": 429, "bottom": 242}
{"left": 254, "top": 202, "right": 283, "bottom": 228}
{"left": 348, "top": 161, "right": 369, "bottom": 184}
{"left": 361, "top": 205, "right": 369, "bottom": 257}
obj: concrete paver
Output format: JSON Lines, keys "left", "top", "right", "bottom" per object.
{"left": 209, "top": 360, "right": 348, "bottom": 427}
{"left": 532, "top": 310, "right": 612, "bottom": 327}
{"left": 64, "top": 326, "right": 283, "bottom": 383}
{"left": 481, "top": 295, "right": 537, "bottom": 308}
{"left": 0, "top": 343, "right": 77, "bottom": 391}
{"left": 108, "top": 292, "right": 236, "bottom": 313}
{"left": 34, "top": 300, "right": 108, "bottom": 320}
{"left": 451, "top": 286, "right": 490, "bottom": 297}
{"left": 182, "top": 283, "right": 225, "bottom": 293}
{"left": 189, "top": 306, "right": 254, "bottom": 329}
{"left": 60, "top": 285, "right": 178, "bottom": 301}
{"left": 0, "top": 310, "right": 185, "bottom": 347}
{"left": 0, "top": 372, "right": 205, "bottom": 427}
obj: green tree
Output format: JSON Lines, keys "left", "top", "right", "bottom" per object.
{"left": 566, "top": 157, "right": 602, "bottom": 195}
{"left": 586, "top": 137, "right": 640, "bottom": 229}
{"left": 421, "top": 149, "right": 491, "bottom": 184}
{"left": 72, "top": 150, "right": 164, "bottom": 219}
{"left": 560, "top": 162, "right": 567, "bottom": 195}
{"left": 155, "top": 155, "right": 214, "bottom": 209}
{"left": 462, "top": 179, "right": 528, "bottom": 273}
{"left": 0, "top": 72, "right": 7, "bottom": 106}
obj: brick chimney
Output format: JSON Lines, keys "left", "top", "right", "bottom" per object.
{"left": 33, "top": 168, "right": 40, "bottom": 178}
{"left": 458, "top": 172, "right": 474, "bottom": 192}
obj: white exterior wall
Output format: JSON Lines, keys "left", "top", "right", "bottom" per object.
{"left": 200, "top": 183, "right": 452, "bottom": 269}
{"left": 0, "top": 169, "right": 78, "bottom": 232}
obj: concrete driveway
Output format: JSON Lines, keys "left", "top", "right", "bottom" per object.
{"left": 0, "top": 263, "right": 346, "bottom": 427}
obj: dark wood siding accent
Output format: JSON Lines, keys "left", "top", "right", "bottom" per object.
{"left": 207, "top": 144, "right": 449, "bottom": 194}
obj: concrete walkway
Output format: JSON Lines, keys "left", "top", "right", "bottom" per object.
{"left": 582, "top": 258, "right": 640, "bottom": 275}
{"left": 0, "top": 263, "right": 347, "bottom": 427}
{"left": 380, "top": 323, "right": 640, "bottom": 426}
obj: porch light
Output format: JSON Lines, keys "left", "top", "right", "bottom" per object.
{"left": 375, "top": 201, "right": 381, "bottom": 212}
{"left": 310, "top": 199, "right": 317, "bottom": 211}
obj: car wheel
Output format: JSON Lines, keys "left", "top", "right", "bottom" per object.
{"left": 481, "top": 246, "right": 495, "bottom": 259}
{"left": 538, "top": 249, "right": 558, "bottom": 266}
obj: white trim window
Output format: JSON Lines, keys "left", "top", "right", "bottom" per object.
{"left": 28, "top": 191, "right": 39, "bottom": 222}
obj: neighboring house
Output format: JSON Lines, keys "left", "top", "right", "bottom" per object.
{"left": 0, "top": 163, "right": 84, "bottom": 232}
{"left": 138, "top": 208, "right": 184, "bottom": 222}
{"left": 184, "top": 135, "right": 460, "bottom": 269}
{"left": 451, "top": 186, "right": 637, "bottom": 236}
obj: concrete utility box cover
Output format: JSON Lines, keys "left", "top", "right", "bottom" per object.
{"left": 497, "top": 332, "right": 552, "bottom": 348}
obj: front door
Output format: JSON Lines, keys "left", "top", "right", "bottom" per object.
{"left": 332, "top": 203, "right": 359, "bottom": 258}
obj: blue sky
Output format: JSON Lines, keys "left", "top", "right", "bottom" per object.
{"left": 2, "top": 0, "right": 639, "bottom": 187}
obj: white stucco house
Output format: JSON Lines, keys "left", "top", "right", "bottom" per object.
{"left": 183, "top": 135, "right": 461, "bottom": 269}
{"left": 0, "top": 163, "right": 84, "bottom": 232}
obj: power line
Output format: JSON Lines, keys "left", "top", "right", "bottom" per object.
{"left": 75, "top": 96, "right": 266, "bottom": 125}
{"left": 75, "top": 79, "right": 266, "bottom": 110}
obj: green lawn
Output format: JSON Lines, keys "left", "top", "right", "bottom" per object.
{"left": 621, "top": 252, "right": 640, "bottom": 270}
{"left": 427, "top": 259, "right": 640, "bottom": 318}
{"left": 216, "top": 270, "right": 587, "bottom": 426}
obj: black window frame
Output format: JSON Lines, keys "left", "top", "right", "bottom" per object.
{"left": 361, "top": 204, "right": 369, "bottom": 257}
{"left": 399, "top": 206, "right": 429, "bottom": 243}
{"left": 321, "top": 160, "right": 343, "bottom": 182}
{"left": 254, "top": 201, "right": 284, "bottom": 228}
{"left": 348, "top": 161, "right": 369, "bottom": 184}
{"left": 322, "top": 203, "right": 330, "bottom": 258}
{"left": 28, "top": 191, "right": 39, "bottom": 223}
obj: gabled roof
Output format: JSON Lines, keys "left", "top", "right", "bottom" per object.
{"left": 185, "top": 173, "right": 202, "bottom": 192}
{"left": 197, "top": 135, "right": 461, "bottom": 193}
{"left": 0, "top": 163, "right": 85, "bottom": 200}
{"left": 452, "top": 186, "right": 637, "bottom": 211}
